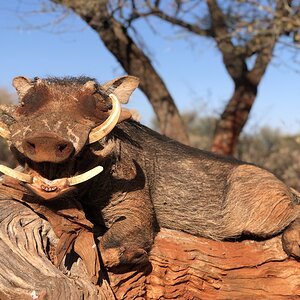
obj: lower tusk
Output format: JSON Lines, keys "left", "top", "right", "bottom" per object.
{"left": 0, "top": 164, "right": 103, "bottom": 188}
{"left": 0, "top": 164, "right": 33, "bottom": 183}
{"left": 67, "top": 165, "right": 103, "bottom": 186}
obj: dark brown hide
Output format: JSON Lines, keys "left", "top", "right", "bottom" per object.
{"left": 0, "top": 76, "right": 299, "bottom": 271}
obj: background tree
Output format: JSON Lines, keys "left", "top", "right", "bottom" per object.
{"left": 110, "top": 0, "right": 300, "bottom": 155}
{"left": 1, "top": 0, "right": 299, "bottom": 166}
{"left": 1, "top": 0, "right": 299, "bottom": 154}
{"left": 237, "top": 127, "right": 300, "bottom": 190}
{"left": 49, "top": 0, "right": 300, "bottom": 155}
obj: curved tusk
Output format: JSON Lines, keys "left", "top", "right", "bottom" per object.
{"left": 0, "top": 121, "right": 10, "bottom": 140}
{"left": 0, "top": 164, "right": 33, "bottom": 183}
{"left": 67, "top": 165, "right": 103, "bottom": 186}
{"left": 88, "top": 94, "right": 121, "bottom": 144}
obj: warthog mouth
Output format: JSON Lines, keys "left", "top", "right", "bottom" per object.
{"left": 0, "top": 164, "right": 103, "bottom": 200}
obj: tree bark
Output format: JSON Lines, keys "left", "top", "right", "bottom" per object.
{"left": 52, "top": 0, "right": 189, "bottom": 145}
{"left": 1, "top": 190, "right": 300, "bottom": 299}
{"left": 211, "top": 81, "right": 257, "bottom": 155}
{"left": 207, "top": 0, "right": 286, "bottom": 156}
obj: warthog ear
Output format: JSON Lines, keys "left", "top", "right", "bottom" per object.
{"left": 12, "top": 76, "right": 34, "bottom": 100}
{"left": 102, "top": 76, "right": 139, "bottom": 104}
{"left": 118, "top": 108, "right": 141, "bottom": 123}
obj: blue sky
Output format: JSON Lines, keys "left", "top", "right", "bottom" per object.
{"left": 0, "top": 0, "right": 299, "bottom": 134}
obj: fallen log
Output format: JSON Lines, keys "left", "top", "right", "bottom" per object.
{"left": 0, "top": 196, "right": 299, "bottom": 299}
{"left": 112, "top": 229, "right": 300, "bottom": 299}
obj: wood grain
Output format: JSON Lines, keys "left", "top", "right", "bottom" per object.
{"left": 0, "top": 194, "right": 299, "bottom": 299}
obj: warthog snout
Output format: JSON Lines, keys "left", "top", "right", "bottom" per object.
{"left": 22, "top": 133, "right": 74, "bottom": 163}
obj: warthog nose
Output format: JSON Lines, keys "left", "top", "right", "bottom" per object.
{"left": 22, "top": 135, "right": 74, "bottom": 163}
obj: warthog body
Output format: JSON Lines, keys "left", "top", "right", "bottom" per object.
{"left": 0, "top": 75, "right": 299, "bottom": 267}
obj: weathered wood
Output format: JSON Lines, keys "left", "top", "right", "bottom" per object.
{"left": 110, "top": 229, "right": 300, "bottom": 299}
{"left": 0, "top": 198, "right": 115, "bottom": 300}
{"left": 0, "top": 196, "right": 300, "bottom": 299}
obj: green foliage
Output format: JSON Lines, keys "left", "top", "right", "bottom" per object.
{"left": 152, "top": 112, "right": 217, "bottom": 150}
{"left": 0, "top": 88, "right": 16, "bottom": 168}
{"left": 185, "top": 112, "right": 217, "bottom": 150}
{"left": 237, "top": 128, "right": 300, "bottom": 190}
{"left": 0, "top": 139, "right": 16, "bottom": 168}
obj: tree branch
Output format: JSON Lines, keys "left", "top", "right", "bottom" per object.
{"left": 206, "top": 0, "right": 248, "bottom": 81}
{"left": 134, "top": 8, "right": 213, "bottom": 37}
{"left": 247, "top": 0, "right": 292, "bottom": 83}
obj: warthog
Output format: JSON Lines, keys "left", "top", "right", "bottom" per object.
{"left": 0, "top": 75, "right": 299, "bottom": 268}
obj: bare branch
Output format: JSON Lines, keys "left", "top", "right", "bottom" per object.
{"left": 247, "top": 0, "right": 293, "bottom": 83}
{"left": 147, "top": 9, "right": 212, "bottom": 36}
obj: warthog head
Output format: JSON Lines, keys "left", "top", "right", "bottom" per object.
{"left": 0, "top": 75, "right": 139, "bottom": 200}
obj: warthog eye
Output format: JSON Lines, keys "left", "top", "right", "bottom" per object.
{"left": 28, "top": 142, "right": 35, "bottom": 149}
{"left": 58, "top": 143, "right": 68, "bottom": 152}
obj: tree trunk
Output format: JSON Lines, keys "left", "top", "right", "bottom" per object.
{"left": 206, "top": 0, "right": 279, "bottom": 156}
{"left": 1, "top": 188, "right": 300, "bottom": 299}
{"left": 52, "top": 0, "right": 189, "bottom": 145}
{"left": 211, "top": 81, "right": 257, "bottom": 155}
